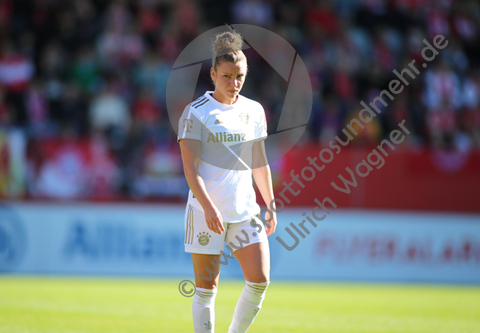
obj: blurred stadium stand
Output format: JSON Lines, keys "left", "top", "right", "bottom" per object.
{"left": 0, "top": 0, "right": 479, "bottom": 210}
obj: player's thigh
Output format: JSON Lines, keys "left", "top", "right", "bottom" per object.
{"left": 234, "top": 242, "right": 270, "bottom": 283}
{"left": 192, "top": 253, "right": 221, "bottom": 289}
{"left": 227, "top": 217, "right": 270, "bottom": 283}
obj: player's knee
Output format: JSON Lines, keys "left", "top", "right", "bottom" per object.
{"left": 195, "top": 280, "right": 218, "bottom": 290}
{"left": 247, "top": 274, "right": 270, "bottom": 284}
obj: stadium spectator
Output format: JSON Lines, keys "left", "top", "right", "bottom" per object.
{"left": 232, "top": 0, "right": 274, "bottom": 27}
{"left": 88, "top": 81, "right": 131, "bottom": 134}
{"left": 0, "top": 40, "right": 35, "bottom": 127}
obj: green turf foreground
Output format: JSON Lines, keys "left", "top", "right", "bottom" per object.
{"left": 0, "top": 276, "right": 479, "bottom": 333}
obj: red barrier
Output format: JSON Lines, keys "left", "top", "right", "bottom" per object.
{"left": 275, "top": 144, "right": 480, "bottom": 212}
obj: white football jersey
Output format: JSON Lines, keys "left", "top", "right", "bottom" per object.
{"left": 178, "top": 91, "right": 268, "bottom": 222}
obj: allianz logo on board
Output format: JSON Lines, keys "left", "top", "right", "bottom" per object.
{"left": 63, "top": 221, "right": 190, "bottom": 262}
{"left": 207, "top": 132, "right": 247, "bottom": 143}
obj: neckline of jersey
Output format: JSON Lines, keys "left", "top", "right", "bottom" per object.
{"left": 205, "top": 91, "right": 244, "bottom": 110}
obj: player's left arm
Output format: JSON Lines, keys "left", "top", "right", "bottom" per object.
{"left": 252, "top": 140, "right": 277, "bottom": 236}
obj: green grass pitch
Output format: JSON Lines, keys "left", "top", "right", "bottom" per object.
{"left": 0, "top": 276, "right": 479, "bottom": 333}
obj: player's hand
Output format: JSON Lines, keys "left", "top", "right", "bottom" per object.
{"left": 203, "top": 204, "right": 225, "bottom": 235}
{"left": 264, "top": 210, "right": 277, "bottom": 236}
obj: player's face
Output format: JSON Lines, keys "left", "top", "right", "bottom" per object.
{"left": 211, "top": 60, "right": 247, "bottom": 105}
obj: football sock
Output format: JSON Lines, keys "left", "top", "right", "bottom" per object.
{"left": 228, "top": 281, "right": 270, "bottom": 333}
{"left": 192, "top": 287, "right": 217, "bottom": 332}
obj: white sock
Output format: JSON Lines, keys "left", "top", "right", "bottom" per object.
{"left": 228, "top": 281, "right": 270, "bottom": 333}
{"left": 192, "top": 287, "right": 217, "bottom": 332}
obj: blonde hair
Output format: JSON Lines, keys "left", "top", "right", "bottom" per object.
{"left": 212, "top": 31, "right": 247, "bottom": 71}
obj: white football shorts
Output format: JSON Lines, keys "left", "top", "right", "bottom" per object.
{"left": 184, "top": 204, "right": 268, "bottom": 255}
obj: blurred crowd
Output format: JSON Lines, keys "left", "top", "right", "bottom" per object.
{"left": 0, "top": 0, "right": 479, "bottom": 200}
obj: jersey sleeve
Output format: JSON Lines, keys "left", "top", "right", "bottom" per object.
{"left": 177, "top": 104, "right": 203, "bottom": 142}
{"left": 254, "top": 104, "right": 268, "bottom": 142}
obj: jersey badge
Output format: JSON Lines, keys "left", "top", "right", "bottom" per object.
{"left": 198, "top": 232, "right": 211, "bottom": 246}
{"left": 239, "top": 112, "right": 250, "bottom": 124}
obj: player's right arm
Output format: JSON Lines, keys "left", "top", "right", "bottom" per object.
{"left": 177, "top": 103, "right": 225, "bottom": 235}
{"left": 179, "top": 140, "right": 225, "bottom": 235}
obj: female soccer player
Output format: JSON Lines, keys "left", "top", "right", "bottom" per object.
{"left": 177, "top": 30, "right": 277, "bottom": 333}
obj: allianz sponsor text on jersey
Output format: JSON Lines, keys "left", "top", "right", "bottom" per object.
{"left": 207, "top": 132, "right": 247, "bottom": 143}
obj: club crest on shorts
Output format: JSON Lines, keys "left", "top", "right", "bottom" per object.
{"left": 197, "top": 232, "right": 211, "bottom": 246}
{"left": 239, "top": 111, "right": 249, "bottom": 124}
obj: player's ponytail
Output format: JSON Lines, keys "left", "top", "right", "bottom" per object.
{"left": 212, "top": 31, "right": 246, "bottom": 71}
